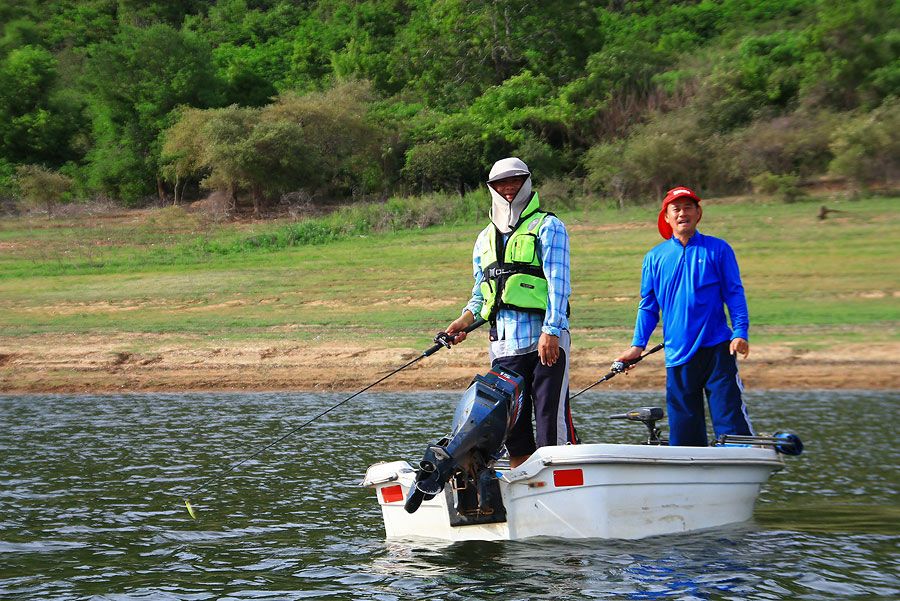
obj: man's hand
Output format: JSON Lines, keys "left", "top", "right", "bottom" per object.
{"left": 538, "top": 332, "right": 560, "bottom": 366}
{"left": 444, "top": 311, "right": 475, "bottom": 345}
{"left": 615, "top": 346, "right": 645, "bottom": 371}
{"left": 730, "top": 337, "right": 749, "bottom": 359}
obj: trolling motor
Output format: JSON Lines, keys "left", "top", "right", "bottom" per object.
{"left": 404, "top": 366, "right": 524, "bottom": 520}
{"left": 609, "top": 407, "right": 804, "bottom": 454}
{"left": 609, "top": 407, "right": 667, "bottom": 445}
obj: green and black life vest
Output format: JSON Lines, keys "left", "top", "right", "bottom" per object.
{"left": 478, "top": 193, "right": 554, "bottom": 323}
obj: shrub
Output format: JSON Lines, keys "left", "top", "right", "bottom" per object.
{"left": 829, "top": 97, "right": 900, "bottom": 189}
{"left": 147, "top": 205, "right": 202, "bottom": 231}
{"left": 536, "top": 177, "right": 583, "bottom": 212}
{"left": 15, "top": 164, "right": 73, "bottom": 218}
{"left": 691, "top": 30, "right": 811, "bottom": 133}
{"left": 512, "top": 133, "right": 567, "bottom": 181}
{"left": 401, "top": 136, "right": 483, "bottom": 195}
{"left": 160, "top": 82, "right": 384, "bottom": 217}
{"left": 582, "top": 140, "right": 629, "bottom": 206}
{"left": 584, "top": 109, "right": 708, "bottom": 204}
{"left": 749, "top": 172, "right": 807, "bottom": 203}
{"left": 0, "top": 159, "right": 17, "bottom": 198}
{"left": 710, "top": 110, "right": 839, "bottom": 189}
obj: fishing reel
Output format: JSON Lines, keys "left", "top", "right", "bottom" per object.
{"left": 434, "top": 328, "right": 468, "bottom": 349}
{"left": 609, "top": 407, "right": 667, "bottom": 445}
{"left": 433, "top": 331, "right": 455, "bottom": 349}
{"left": 609, "top": 360, "right": 627, "bottom": 373}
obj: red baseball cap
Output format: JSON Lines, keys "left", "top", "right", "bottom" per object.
{"left": 657, "top": 187, "right": 702, "bottom": 239}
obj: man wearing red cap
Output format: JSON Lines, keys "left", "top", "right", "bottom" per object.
{"left": 616, "top": 187, "right": 753, "bottom": 446}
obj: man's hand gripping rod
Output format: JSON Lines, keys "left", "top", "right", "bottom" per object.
{"left": 428, "top": 317, "right": 487, "bottom": 354}
{"left": 570, "top": 343, "right": 664, "bottom": 400}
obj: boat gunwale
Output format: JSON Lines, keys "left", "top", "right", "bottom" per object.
{"left": 535, "top": 454, "right": 785, "bottom": 469}
{"left": 495, "top": 455, "right": 784, "bottom": 485}
{"left": 497, "top": 443, "right": 786, "bottom": 480}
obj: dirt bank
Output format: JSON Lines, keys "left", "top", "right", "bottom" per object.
{"left": 1, "top": 333, "right": 898, "bottom": 394}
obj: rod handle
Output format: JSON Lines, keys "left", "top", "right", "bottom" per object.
{"left": 425, "top": 317, "right": 488, "bottom": 356}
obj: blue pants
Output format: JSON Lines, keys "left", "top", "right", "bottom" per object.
{"left": 492, "top": 347, "right": 579, "bottom": 457}
{"left": 666, "top": 341, "right": 753, "bottom": 446}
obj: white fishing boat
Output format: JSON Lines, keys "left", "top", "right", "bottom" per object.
{"left": 361, "top": 367, "right": 803, "bottom": 542}
{"left": 363, "top": 441, "right": 789, "bottom": 541}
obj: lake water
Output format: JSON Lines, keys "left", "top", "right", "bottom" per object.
{"left": 1, "top": 388, "right": 898, "bottom": 600}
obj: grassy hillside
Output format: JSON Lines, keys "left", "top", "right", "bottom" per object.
{"left": 1, "top": 194, "right": 897, "bottom": 358}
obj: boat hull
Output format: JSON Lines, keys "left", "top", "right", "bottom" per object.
{"left": 362, "top": 443, "right": 784, "bottom": 541}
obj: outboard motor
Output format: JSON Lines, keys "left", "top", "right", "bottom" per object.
{"left": 404, "top": 366, "right": 524, "bottom": 518}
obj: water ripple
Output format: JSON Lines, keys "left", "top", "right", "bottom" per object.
{"left": 0, "top": 390, "right": 898, "bottom": 600}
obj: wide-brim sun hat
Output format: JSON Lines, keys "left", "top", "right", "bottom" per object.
{"left": 487, "top": 157, "right": 530, "bottom": 183}
{"left": 657, "top": 186, "right": 702, "bottom": 239}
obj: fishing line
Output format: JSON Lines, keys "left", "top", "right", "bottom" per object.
{"left": 182, "top": 317, "right": 487, "bottom": 518}
{"left": 570, "top": 343, "right": 664, "bottom": 401}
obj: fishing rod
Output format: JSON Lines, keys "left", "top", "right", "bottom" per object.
{"left": 570, "top": 343, "right": 664, "bottom": 401}
{"left": 183, "top": 316, "right": 488, "bottom": 518}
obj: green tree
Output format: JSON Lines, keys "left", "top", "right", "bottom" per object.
{"left": 289, "top": 0, "right": 411, "bottom": 94}
{"left": 266, "top": 82, "right": 381, "bottom": 195}
{"left": 195, "top": 0, "right": 305, "bottom": 92}
{"left": 401, "top": 137, "right": 483, "bottom": 195}
{"left": 199, "top": 104, "right": 262, "bottom": 216}
{"left": 805, "top": 0, "right": 900, "bottom": 109}
{"left": 690, "top": 31, "right": 810, "bottom": 134}
{"left": 389, "top": 0, "right": 599, "bottom": 108}
{"left": 159, "top": 106, "right": 210, "bottom": 204}
{"left": 711, "top": 110, "right": 838, "bottom": 187}
{"left": 401, "top": 110, "right": 498, "bottom": 195}
{"left": 15, "top": 163, "right": 73, "bottom": 218}
{"left": 5, "top": 0, "right": 900, "bottom": 206}
{"left": 222, "top": 64, "right": 277, "bottom": 107}
{"left": 45, "top": 0, "right": 119, "bottom": 49}
{"left": 82, "top": 24, "right": 224, "bottom": 203}
{"left": 0, "top": 17, "right": 44, "bottom": 57}
{"left": 560, "top": 39, "right": 675, "bottom": 139}
{"left": 161, "top": 82, "right": 380, "bottom": 216}
{"left": 115, "top": 0, "right": 203, "bottom": 27}
{"left": 0, "top": 45, "right": 82, "bottom": 166}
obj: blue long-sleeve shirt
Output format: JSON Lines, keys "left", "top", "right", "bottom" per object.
{"left": 631, "top": 232, "right": 749, "bottom": 367}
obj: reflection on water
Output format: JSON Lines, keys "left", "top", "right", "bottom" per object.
{"left": 0, "top": 389, "right": 898, "bottom": 600}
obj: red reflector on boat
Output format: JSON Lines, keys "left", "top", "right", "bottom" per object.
{"left": 553, "top": 468, "right": 584, "bottom": 487}
{"left": 381, "top": 485, "right": 404, "bottom": 503}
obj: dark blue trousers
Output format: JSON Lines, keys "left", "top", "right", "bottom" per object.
{"left": 492, "top": 348, "right": 578, "bottom": 457}
{"left": 666, "top": 340, "right": 753, "bottom": 446}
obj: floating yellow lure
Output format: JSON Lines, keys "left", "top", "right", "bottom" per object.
{"left": 185, "top": 499, "right": 196, "bottom": 519}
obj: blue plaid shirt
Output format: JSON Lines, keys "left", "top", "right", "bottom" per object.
{"left": 464, "top": 212, "right": 571, "bottom": 357}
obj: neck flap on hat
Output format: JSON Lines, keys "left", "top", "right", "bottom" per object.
{"left": 489, "top": 177, "right": 533, "bottom": 234}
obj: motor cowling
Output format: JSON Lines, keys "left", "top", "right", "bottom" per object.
{"left": 404, "top": 366, "right": 523, "bottom": 514}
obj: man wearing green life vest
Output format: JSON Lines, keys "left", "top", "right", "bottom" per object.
{"left": 443, "top": 157, "right": 578, "bottom": 469}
